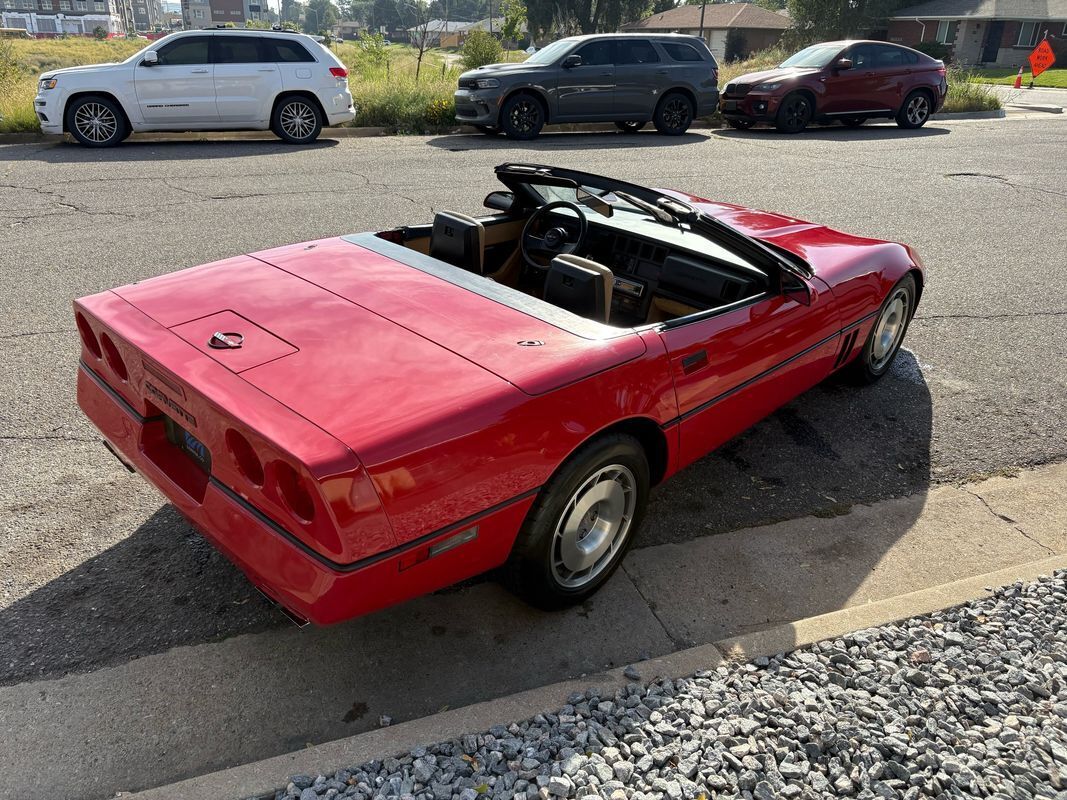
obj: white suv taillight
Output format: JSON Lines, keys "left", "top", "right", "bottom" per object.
{"left": 329, "top": 66, "right": 348, "bottom": 78}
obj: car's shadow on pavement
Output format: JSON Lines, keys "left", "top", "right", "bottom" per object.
{"left": 427, "top": 130, "right": 713, "bottom": 151}
{"left": 0, "top": 138, "right": 340, "bottom": 164}
{"left": 0, "top": 350, "right": 931, "bottom": 691}
{"left": 713, "top": 124, "right": 951, "bottom": 141}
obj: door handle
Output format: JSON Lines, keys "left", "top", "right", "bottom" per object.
{"left": 599, "top": 72, "right": 612, "bottom": 77}
{"left": 681, "top": 350, "right": 709, "bottom": 375}
{"left": 257, "top": 68, "right": 276, "bottom": 72}
{"left": 191, "top": 68, "right": 209, "bottom": 73}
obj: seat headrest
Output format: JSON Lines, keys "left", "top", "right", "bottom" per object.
{"left": 430, "top": 211, "right": 485, "bottom": 274}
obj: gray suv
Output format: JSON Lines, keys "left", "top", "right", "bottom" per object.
{"left": 455, "top": 34, "right": 719, "bottom": 140}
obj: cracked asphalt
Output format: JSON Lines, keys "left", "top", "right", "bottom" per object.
{"left": 0, "top": 117, "right": 1065, "bottom": 690}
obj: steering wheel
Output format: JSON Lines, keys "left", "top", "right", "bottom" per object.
{"left": 520, "top": 200, "right": 589, "bottom": 268}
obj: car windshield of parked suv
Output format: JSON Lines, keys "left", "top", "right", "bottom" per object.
{"left": 778, "top": 44, "right": 842, "bottom": 69}
{"left": 524, "top": 38, "right": 576, "bottom": 65}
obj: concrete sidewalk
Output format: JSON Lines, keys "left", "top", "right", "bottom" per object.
{"left": 2, "top": 462, "right": 1065, "bottom": 800}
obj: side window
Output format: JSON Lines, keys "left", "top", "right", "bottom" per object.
{"left": 617, "top": 38, "right": 660, "bottom": 65}
{"left": 264, "top": 38, "right": 315, "bottom": 62}
{"left": 212, "top": 36, "right": 264, "bottom": 64}
{"left": 662, "top": 42, "right": 704, "bottom": 62}
{"left": 575, "top": 40, "right": 614, "bottom": 66}
{"left": 155, "top": 37, "right": 209, "bottom": 65}
{"left": 904, "top": 49, "right": 920, "bottom": 64}
{"left": 874, "top": 45, "right": 905, "bottom": 68}
{"left": 848, "top": 44, "right": 877, "bottom": 68}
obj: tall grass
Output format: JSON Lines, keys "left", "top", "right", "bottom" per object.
{"left": 943, "top": 66, "right": 1002, "bottom": 112}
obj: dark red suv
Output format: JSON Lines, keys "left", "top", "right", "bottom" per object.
{"left": 720, "top": 40, "right": 947, "bottom": 133}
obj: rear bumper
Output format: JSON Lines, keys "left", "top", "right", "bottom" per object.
{"left": 78, "top": 362, "right": 535, "bottom": 625}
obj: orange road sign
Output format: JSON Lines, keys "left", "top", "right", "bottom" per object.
{"left": 1029, "top": 40, "right": 1056, "bottom": 78}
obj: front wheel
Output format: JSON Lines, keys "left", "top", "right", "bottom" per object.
{"left": 271, "top": 96, "right": 323, "bottom": 144}
{"left": 65, "top": 95, "right": 127, "bottom": 147}
{"left": 500, "top": 93, "right": 544, "bottom": 140}
{"left": 502, "top": 434, "right": 650, "bottom": 609}
{"left": 844, "top": 274, "right": 917, "bottom": 384}
{"left": 614, "top": 120, "right": 646, "bottom": 132}
{"left": 653, "top": 92, "right": 694, "bottom": 135}
{"left": 775, "top": 92, "right": 813, "bottom": 133}
{"left": 897, "top": 90, "right": 932, "bottom": 129}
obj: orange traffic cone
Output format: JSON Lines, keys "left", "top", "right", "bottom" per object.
{"left": 1013, "top": 66, "right": 1024, "bottom": 88}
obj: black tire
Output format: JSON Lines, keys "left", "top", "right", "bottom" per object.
{"left": 896, "top": 89, "right": 932, "bottom": 129}
{"left": 726, "top": 118, "right": 754, "bottom": 130}
{"left": 65, "top": 95, "right": 127, "bottom": 147}
{"left": 841, "top": 116, "right": 866, "bottom": 128}
{"left": 843, "top": 274, "right": 917, "bottom": 385}
{"left": 475, "top": 124, "right": 501, "bottom": 135}
{"left": 500, "top": 93, "right": 544, "bottom": 140}
{"left": 653, "top": 92, "right": 694, "bottom": 135}
{"left": 502, "top": 434, "right": 650, "bottom": 610}
{"left": 775, "top": 92, "right": 813, "bottom": 133}
{"left": 614, "top": 120, "right": 646, "bottom": 132}
{"left": 271, "top": 95, "right": 323, "bottom": 144}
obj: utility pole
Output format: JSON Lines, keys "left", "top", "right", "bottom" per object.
{"left": 698, "top": 2, "right": 706, "bottom": 42}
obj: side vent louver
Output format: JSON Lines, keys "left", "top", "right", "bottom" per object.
{"left": 834, "top": 329, "right": 860, "bottom": 369}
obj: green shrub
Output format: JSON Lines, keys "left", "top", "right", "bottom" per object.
{"left": 913, "top": 41, "right": 951, "bottom": 62}
{"left": 92, "top": 26, "right": 107, "bottom": 39}
{"left": 944, "top": 67, "right": 1001, "bottom": 112}
{"left": 462, "top": 29, "right": 502, "bottom": 71}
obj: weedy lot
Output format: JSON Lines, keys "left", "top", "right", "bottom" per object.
{"left": 0, "top": 115, "right": 1065, "bottom": 799}
{"left": 0, "top": 38, "right": 1002, "bottom": 134}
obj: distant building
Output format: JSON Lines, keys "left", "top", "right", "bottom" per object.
{"left": 407, "top": 18, "right": 473, "bottom": 47}
{"left": 887, "top": 0, "right": 1067, "bottom": 66}
{"left": 181, "top": 0, "right": 266, "bottom": 28}
{"left": 0, "top": 0, "right": 125, "bottom": 35}
{"left": 621, "top": 3, "right": 791, "bottom": 63}
{"left": 130, "top": 0, "right": 162, "bottom": 29}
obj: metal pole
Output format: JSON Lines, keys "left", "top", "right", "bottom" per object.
{"left": 698, "top": 2, "right": 706, "bottom": 41}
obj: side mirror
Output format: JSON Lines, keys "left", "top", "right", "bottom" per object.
{"left": 783, "top": 275, "right": 813, "bottom": 306}
{"left": 484, "top": 191, "right": 516, "bottom": 212}
{"left": 834, "top": 57, "right": 853, "bottom": 70}
{"left": 142, "top": 50, "right": 159, "bottom": 66}
{"left": 561, "top": 54, "right": 582, "bottom": 69}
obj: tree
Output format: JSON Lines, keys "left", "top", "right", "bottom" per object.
{"left": 245, "top": 18, "right": 272, "bottom": 28}
{"left": 525, "top": 0, "right": 650, "bottom": 37}
{"left": 304, "top": 0, "right": 339, "bottom": 33}
{"left": 724, "top": 27, "right": 745, "bottom": 61}
{"left": 786, "top": 0, "right": 907, "bottom": 43}
{"left": 404, "top": 0, "right": 435, "bottom": 80}
{"left": 499, "top": 0, "right": 526, "bottom": 52}
{"left": 462, "top": 28, "right": 503, "bottom": 68}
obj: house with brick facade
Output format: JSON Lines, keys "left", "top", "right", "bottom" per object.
{"left": 621, "top": 3, "right": 791, "bottom": 64}
{"left": 887, "top": 0, "right": 1066, "bottom": 66}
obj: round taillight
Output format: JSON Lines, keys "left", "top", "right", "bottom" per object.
{"left": 76, "top": 313, "right": 102, "bottom": 360}
{"left": 273, "top": 461, "right": 315, "bottom": 523}
{"left": 226, "top": 429, "right": 264, "bottom": 487}
{"left": 100, "top": 332, "right": 128, "bottom": 382}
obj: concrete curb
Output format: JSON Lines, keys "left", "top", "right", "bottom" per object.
{"left": 128, "top": 552, "right": 1067, "bottom": 800}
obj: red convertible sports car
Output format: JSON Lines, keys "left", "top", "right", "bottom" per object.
{"left": 75, "top": 164, "right": 923, "bottom": 625}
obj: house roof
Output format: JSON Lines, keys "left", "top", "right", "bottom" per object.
{"left": 469, "top": 16, "right": 528, "bottom": 33}
{"left": 622, "top": 3, "right": 791, "bottom": 32}
{"left": 407, "top": 19, "right": 474, "bottom": 33}
{"left": 890, "top": 0, "right": 1067, "bottom": 19}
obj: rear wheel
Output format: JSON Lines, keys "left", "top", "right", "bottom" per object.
{"left": 897, "top": 90, "right": 932, "bottom": 129}
{"left": 726, "top": 118, "right": 754, "bottom": 130}
{"left": 653, "top": 92, "right": 694, "bottom": 135}
{"left": 775, "top": 92, "right": 813, "bottom": 133}
{"left": 502, "top": 434, "right": 649, "bottom": 609}
{"left": 500, "top": 93, "right": 544, "bottom": 140}
{"left": 614, "top": 120, "right": 646, "bottom": 132}
{"left": 272, "top": 96, "right": 323, "bottom": 144}
{"left": 65, "top": 95, "right": 127, "bottom": 147}
{"left": 844, "top": 274, "right": 917, "bottom": 384}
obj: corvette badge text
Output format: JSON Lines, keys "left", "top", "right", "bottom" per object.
{"left": 145, "top": 381, "right": 198, "bottom": 428}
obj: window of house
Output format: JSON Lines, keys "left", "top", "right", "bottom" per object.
{"left": 936, "top": 20, "right": 951, "bottom": 43}
{"left": 192, "top": 8, "right": 203, "bottom": 17}
{"left": 94, "top": 0, "right": 105, "bottom": 10}
{"left": 75, "top": 0, "right": 87, "bottom": 9}
{"left": 616, "top": 39, "right": 660, "bottom": 65}
{"left": 59, "top": 0, "right": 71, "bottom": 9}
{"left": 1017, "top": 21, "right": 1040, "bottom": 46}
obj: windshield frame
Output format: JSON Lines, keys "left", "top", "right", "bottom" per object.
{"left": 778, "top": 43, "right": 844, "bottom": 69}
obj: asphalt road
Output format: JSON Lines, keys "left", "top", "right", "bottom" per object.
{"left": 1, "top": 117, "right": 1065, "bottom": 693}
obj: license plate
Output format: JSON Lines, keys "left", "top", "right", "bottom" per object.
{"left": 723, "top": 100, "right": 738, "bottom": 112}
{"left": 165, "top": 417, "right": 211, "bottom": 473}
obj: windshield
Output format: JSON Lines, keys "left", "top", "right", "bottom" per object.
{"left": 528, "top": 182, "right": 661, "bottom": 219}
{"left": 524, "top": 39, "right": 576, "bottom": 65}
{"left": 779, "top": 44, "right": 842, "bottom": 69}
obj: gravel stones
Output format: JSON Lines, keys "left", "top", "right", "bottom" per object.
{"left": 276, "top": 572, "right": 1067, "bottom": 800}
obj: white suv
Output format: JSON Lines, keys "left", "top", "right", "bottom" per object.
{"left": 34, "top": 29, "right": 355, "bottom": 147}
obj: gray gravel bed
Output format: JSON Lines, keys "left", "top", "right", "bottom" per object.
{"left": 266, "top": 572, "right": 1067, "bottom": 800}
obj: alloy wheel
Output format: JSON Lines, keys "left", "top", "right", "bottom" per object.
{"left": 508, "top": 98, "right": 540, "bottom": 133}
{"left": 280, "top": 101, "right": 316, "bottom": 140}
{"left": 783, "top": 97, "right": 810, "bottom": 131}
{"left": 870, "top": 287, "right": 910, "bottom": 370}
{"left": 550, "top": 464, "right": 636, "bottom": 589}
{"left": 73, "top": 102, "right": 118, "bottom": 144}
{"left": 906, "top": 95, "right": 930, "bottom": 126}
{"left": 662, "top": 97, "right": 690, "bottom": 130}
